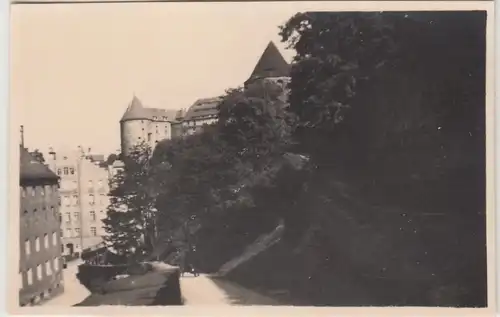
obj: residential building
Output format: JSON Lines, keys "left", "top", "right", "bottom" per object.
{"left": 119, "top": 40, "right": 290, "bottom": 155}
{"left": 45, "top": 147, "right": 110, "bottom": 255}
{"left": 19, "top": 146, "right": 64, "bottom": 306}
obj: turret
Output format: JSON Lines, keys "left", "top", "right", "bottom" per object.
{"left": 244, "top": 41, "right": 291, "bottom": 88}
{"left": 120, "top": 96, "right": 151, "bottom": 157}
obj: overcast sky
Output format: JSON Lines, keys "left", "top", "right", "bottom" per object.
{"left": 11, "top": 2, "right": 299, "bottom": 155}
{"left": 12, "top": 2, "right": 487, "bottom": 156}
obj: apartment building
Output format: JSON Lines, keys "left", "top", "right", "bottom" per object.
{"left": 19, "top": 146, "right": 64, "bottom": 306}
{"left": 46, "top": 148, "right": 110, "bottom": 255}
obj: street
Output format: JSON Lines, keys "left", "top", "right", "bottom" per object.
{"left": 180, "top": 273, "right": 280, "bottom": 305}
{"left": 41, "top": 260, "right": 90, "bottom": 306}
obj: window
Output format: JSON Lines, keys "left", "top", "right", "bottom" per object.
{"left": 25, "top": 239, "right": 30, "bottom": 256}
{"left": 73, "top": 212, "right": 80, "bottom": 222}
{"left": 88, "top": 180, "right": 93, "bottom": 188}
{"left": 90, "top": 211, "right": 96, "bottom": 221}
{"left": 21, "top": 187, "right": 26, "bottom": 197}
{"left": 75, "top": 228, "right": 81, "bottom": 235}
{"left": 58, "top": 212, "right": 62, "bottom": 222}
{"left": 45, "top": 185, "right": 51, "bottom": 195}
{"left": 63, "top": 167, "right": 69, "bottom": 175}
{"left": 163, "top": 116, "right": 168, "bottom": 121}
{"left": 35, "top": 237, "right": 40, "bottom": 252}
{"left": 65, "top": 212, "right": 71, "bottom": 223}
{"left": 153, "top": 116, "right": 157, "bottom": 120}
{"left": 70, "top": 167, "right": 75, "bottom": 175}
{"left": 90, "top": 227, "right": 97, "bottom": 236}
{"left": 57, "top": 169, "right": 61, "bottom": 175}
{"left": 66, "top": 228, "right": 72, "bottom": 238}
{"left": 58, "top": 196, "right": 61, "bottom": 206}
{"left": 44, "top": 234, "right": 49, "bottom": 249}
{"left": 27, "top": 269, "right": 33, "bottom": 285}
{"left": 73, "top": 195, "right": 79, "bottom": 206}
{"left": 36, "top": 265, "right": 42, "bottom": 280}
{"left": 63, "top": 196, "right": 70, "bottom": 207}
{"left": 54, "top": 257, "right": 59, "bottom": 271}
{"left": 45, "top": 261, "right": 52, "bottom": 276}
{"left": 98, "top": 180, "right": 104, "bottom": 189}
{"left": 89, "top": 194, "right": 95, "bottom": 205}
{"left": 75, "top": 244, "right": 80, "bottom": 250}
{"left": 40, "top": 186, "right": 45, "bottom": 196}
{"left": 52, "top": 232, "right": 57, "bottom": 245}
{"left": 30, "top": 187, "right": 35, "bottom": 197}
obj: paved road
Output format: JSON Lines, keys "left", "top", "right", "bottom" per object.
{"left": 42, "top": 260, "right": 90, "bottom": 306}
{"left": 180, "top": 273, "right": 280, "bottom": 306}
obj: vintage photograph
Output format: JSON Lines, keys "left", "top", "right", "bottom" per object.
{"left": 10, "top": 1, "right": 494, "bottom": 310}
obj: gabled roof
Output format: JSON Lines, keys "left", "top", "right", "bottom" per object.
{"left": 183, "top": 97, "right": 222, "bottom": 121}
{"left": 20, "top": 146, "right": 59, "bottom": 183}
{"left": 246, "top": 41, "right": 290, "bottom": 84}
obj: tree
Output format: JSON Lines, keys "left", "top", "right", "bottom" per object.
{"left": 149, "top": 80, "right": 298, "bottom": 261}
{"left": 102, "top": 142, "right": 157, "bottom": 259}
{"left": 275, "top": 11, "right": 487, "bottom": 306}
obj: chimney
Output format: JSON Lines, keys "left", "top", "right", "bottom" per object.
{"left": 20, "top": 125, "right": 24, "bottom": 147}
{"left": 48, "top": 147, "right": 56, "bottom": 160}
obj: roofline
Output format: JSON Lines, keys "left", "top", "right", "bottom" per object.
{"left": 20, "top": 175, "right": 60, "bottom": 185}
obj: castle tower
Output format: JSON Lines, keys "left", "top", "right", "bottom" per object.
{"left": 120, "top": 96, "right": 151, "bottom": 157}
{"left": 244, "top": 41, "right": 291, "bottom": 88}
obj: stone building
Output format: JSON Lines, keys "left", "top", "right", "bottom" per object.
{"left": 19, "top": 146, "right": 64, "bottom": 306}
{"left": 120, "top": 98, "right": 184, "bottom": 157}
{"left": 45, "top": 147, "right": 110, "bottom": 255}
{"left": 119, "top": 41, "right": 290, "bottom": 156}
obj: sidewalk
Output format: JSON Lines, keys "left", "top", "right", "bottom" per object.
{"left": 180, "top": 274, "right": 280, "bottom": 306}
{"left": 42, "top": 260, "right": 90, "bottom": 306}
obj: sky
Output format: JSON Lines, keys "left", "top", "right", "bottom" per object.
{"left": 11, "top": 2, "right": 299, "bottom": 156}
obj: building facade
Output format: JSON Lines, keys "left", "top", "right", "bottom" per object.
{"left": 119, "top": 41, "right": 291, "bottom": 156}
{"left": 19, "top": 146, "right": 64, "bottom": 306}
{"left": 45, "top": 148, "right": 110, "bottom": 255}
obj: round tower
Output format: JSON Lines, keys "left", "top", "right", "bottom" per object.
{"left": 120, "top": 96, "right": 151, "bottom": 157}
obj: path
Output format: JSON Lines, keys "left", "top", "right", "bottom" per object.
{"left": 180, "top": 273, "right": 280, "bottom": 306}
{"left": 42, "top": 259, "right": 90, "bottom": 306}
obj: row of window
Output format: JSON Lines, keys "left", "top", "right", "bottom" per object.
{"left": 60, "top": 194, "right": 107, "bottom": 206}
{"left": 24, "top": 232, "right": 58, "bottom": 256}
{"left": 21, "top": 257, "right": 60, "bottom": 286}
{"left": 57, "top": 167, "right": 75, "bottom": 176}
{"left": 62, "top": 226, "right": 98, "bottom": 238}
{"left": 63, "top": 210, "right": 98, "bottom": 223}
{"left": 59, "top": 179, "right": 106, "bottom": 190}
{"left": 20, "top": 185, "right": 57, "bottom": 198}
{"left": 23, "top": 206, "right": 57, "bottom": 221}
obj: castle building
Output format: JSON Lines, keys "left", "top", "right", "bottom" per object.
{"left": 19, "top": 146, "right": 64, "bottom": 306}
{"left": 45, "top": 147, "right": 111, "bottom": 256}
{"left": 119, "top": 41, "right": 290, "bottom": 156}
{"left": 120, "top": 99, "right": 184, "bottom": 157}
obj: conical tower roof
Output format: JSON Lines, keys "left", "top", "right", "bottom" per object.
{"left": 120, "top": 96, "right": 150, "bottom": 122}
{"left": 246, "top": 41, "right": 290, "bottom": 84}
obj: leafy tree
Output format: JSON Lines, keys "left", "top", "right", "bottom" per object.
{"left": 102, "top": 142, "right": 157, "bottom": 259}
{"left": 149, "top": 80, "right": 298, "bottom": 261}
